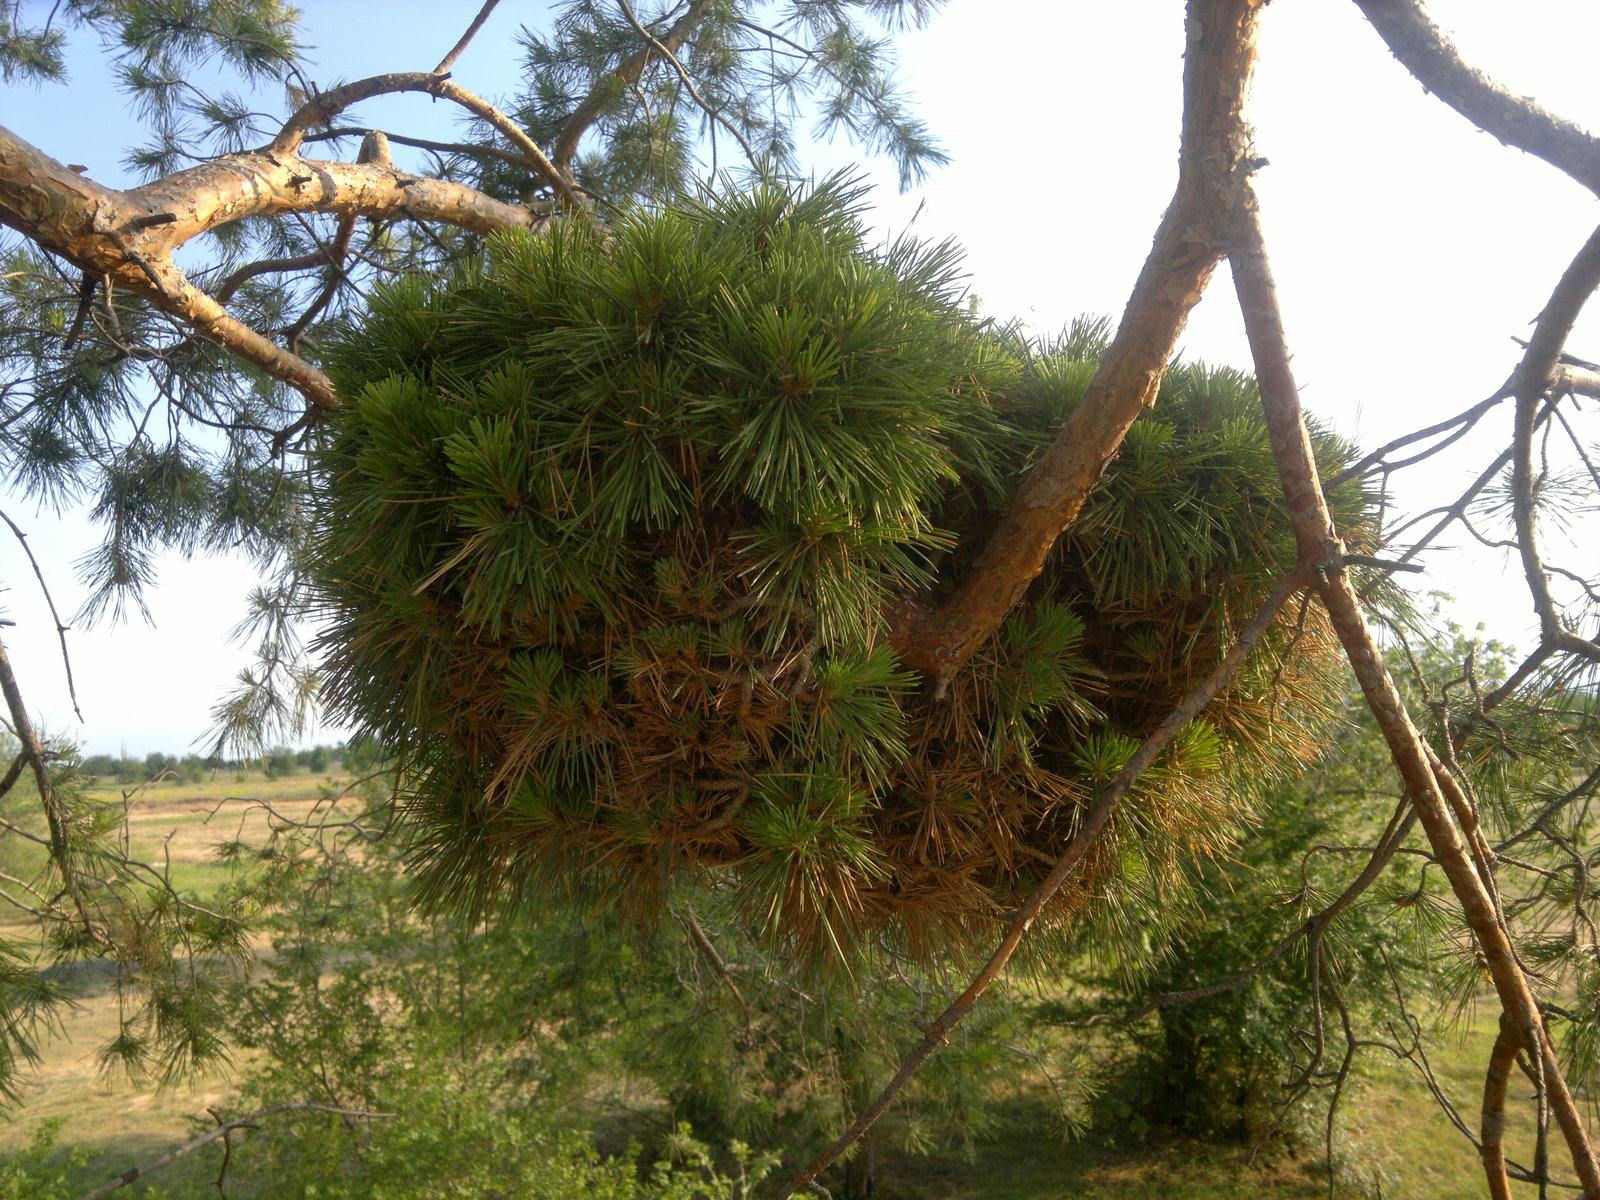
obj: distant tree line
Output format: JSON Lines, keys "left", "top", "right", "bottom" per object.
{"left": 75, "top": 739, "right": 384, "bottom": 786}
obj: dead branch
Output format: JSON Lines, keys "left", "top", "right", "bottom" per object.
{"left": 677, "top": 906, "right": 756, "bottom": 1038}
{"left": 1229, "top": 179, "right": 1600, "bottom": 1196}
{"left": 1509, "top": 222, "right": 1600, "bottom": 664}
{"left": 0, "top": 506, "right": 81, "bottom": 719}
{"left": 1352, "top": 0, "right": 1600, "bottom": 197}
{"left": 302, "top": 126, "right": 530, "bottom": 171}
{"left": 72, "top": 1102, "right": 394, "bottom": 1200}
{"left": 0, "top": 635, "right": 103, "bottom": 944}
{"left": 434, "top": 0, "right": 503, "bottom": 75}
{"left": 1103, "top": 802, "right": 1418, "bottom": 1026}
{"left": 1333, "top": 389, "right": 1510, "bottom": 485}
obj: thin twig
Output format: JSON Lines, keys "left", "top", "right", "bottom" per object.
{"left": 1229, "top": 168, "right": 1600, "bottom": 1196}
{"left": 0, "top": 506, "right": 82, "bottom": 719}
{"left": 72, "top": 1102, "right": 395, "bottom": 1200}
{"left": 616, "top": 0, "right": 758, "bottom": 165}
{"left": 433, "top": 0, "right": 502, "bottom": 74}
{"left": 0, "top": 635, "right": 102, "bottom": 942}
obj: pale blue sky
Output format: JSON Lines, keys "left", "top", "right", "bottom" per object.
{"left": 2, "top": 1, "right": 1598, "bottom": 754}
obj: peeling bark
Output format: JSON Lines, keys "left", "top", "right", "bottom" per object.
{"left": 0, "top": 124, "right": 542, "bottom": 410}
{"left": 1481, "top": 1012, "right": 1518, "bottom": 1200}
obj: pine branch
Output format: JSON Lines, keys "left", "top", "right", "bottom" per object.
{"left": 1508, "top": 222, "right": 1600, "bottom": 663}
{"left": 889, "top": 0, "right": 1261, "bottom": 687}
{"left": 551, "top": 0, "right": 723, "bottom": 169}
{"left": 434, "top": 0, "right": 504, "bottom": 75}
{"left": 1352, "top": 0, "right": 1600, "bottom": 197}
{"left": 0, "top": 123, "right": 544, "bottom": 412}
{"left": 779, "top": 560, "right": 1313, "bottom": 1199}
{"left": 1228, "top": 166, "right": 1600, "bottom": 1199}
{"left": 268, "top": 71, "right": 580, "bottom": 209}
{"left": 0, "top": 635, "right": 103, "bottom": 945}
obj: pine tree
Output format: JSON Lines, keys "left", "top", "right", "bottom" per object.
{"left": 0, "top": 5, "right": 1598, "bottom": 1196}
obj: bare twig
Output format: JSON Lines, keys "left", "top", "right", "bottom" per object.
{"left": 267, "top": 70, "right": 581, "bottom": 211}
{"left": 1509, "top": 222, "right": 1600, "bottom": 663}
{"left": 72, "top": 1102, "right": 394, "bottom": 1200}
{"left": 677, "top": 906, "right": 755, "bottom": 1039}
{"left": 434, "top": 0, "right": 503, "bottom": 75}
{"left": 1229, "top": 175, "right": 1600, "bottom": 1195}
{"left": 0, "top": 506, "right": 82, "bottom": 719}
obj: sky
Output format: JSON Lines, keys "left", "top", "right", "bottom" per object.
{"left": 1, "top": 1, "right": 1599, "bottom": 755}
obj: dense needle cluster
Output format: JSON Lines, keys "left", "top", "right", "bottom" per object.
{"left": 310, "top": 180, "right": 1369, "bottom": 963}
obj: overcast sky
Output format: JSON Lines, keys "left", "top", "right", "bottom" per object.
{"left": 2, "top": 1, "right": 1598, "bottom": 755}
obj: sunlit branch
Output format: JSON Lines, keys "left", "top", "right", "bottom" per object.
{"left": 434, "top": 0, "right": 503, "bottom": 75}
{"left": 888, "top": 0, "right": 1259, "bottom": 684}
{"left": 552, "top": 0, "right": 722, "bottom": 168}
{"left": 1230, "top": 170, "right": 1600, "bottom": 1194}
{"left": 1352, "top": 0, "right": 1600, "bottom": 197}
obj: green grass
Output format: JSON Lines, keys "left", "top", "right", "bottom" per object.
{"left": 0, "top": 768, "right": 1562, "bottom": 1197}
{"left": 0, "top": 995, "right": 1559, "bottom": 1200}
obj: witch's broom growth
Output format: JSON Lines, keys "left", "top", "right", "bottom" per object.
{"left": 309, "top": 179, "right": 1371, "bottom": 964}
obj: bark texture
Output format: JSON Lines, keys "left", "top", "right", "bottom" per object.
{"left": 1353, "top": 0, "right": 1600, "bottom": 197}
{"left": 0, "top": 123, "right": 541, "bottom": 409}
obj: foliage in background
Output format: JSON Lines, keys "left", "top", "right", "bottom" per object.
{"left": 191, "top": 810, "right": 1088, "bottom": 1199}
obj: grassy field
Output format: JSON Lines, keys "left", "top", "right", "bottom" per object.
{"left": 0, "top": 768, "right": 377, "bottom": 1190}
{"left": 866, "top": 1007, "right": 1543, "bottom": 1200}
{"left": 0, "top": 769, "right": 1565, "bottom": 1197}
{"left": 91, "top": 770, "right": 369, "bottom": 890}
{"left": 1, "top": 982, "right": 1554, "bottom": 1197}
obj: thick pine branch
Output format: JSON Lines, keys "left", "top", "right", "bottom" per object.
{"left": 270, "top": 71, "right": 581, "bottom": 210}
{"left": 1353, "top": 0, "right": 1600, "bottom": 197}
{"left": 0, "top": 123, "right": 542, "bottom": 410}
{"left": 888, "top": 0, "right": 1262, "bottom": 684}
